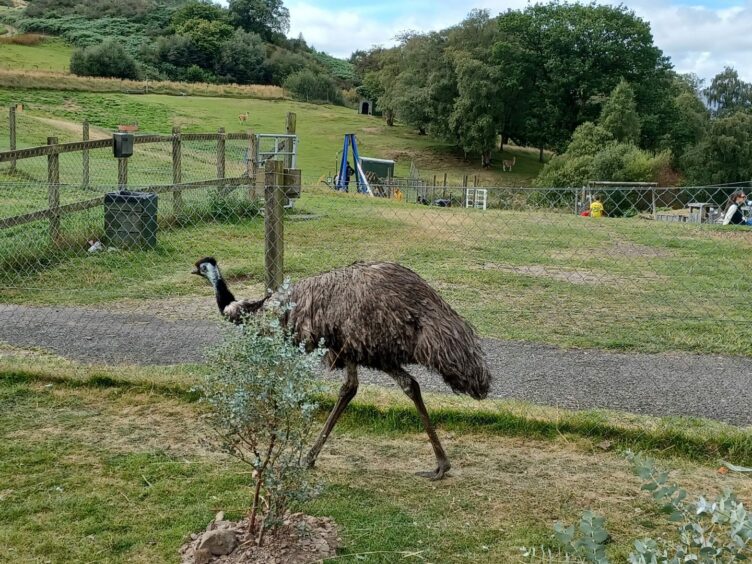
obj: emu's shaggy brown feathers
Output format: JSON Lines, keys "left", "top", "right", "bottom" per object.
{"left": 282, "top": 262, "right": 490, "bottom": 400}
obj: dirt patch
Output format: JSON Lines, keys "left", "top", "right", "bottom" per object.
{"left": 550, "top": 240, "right": 673, "bottom": 260}
{"left": 25, "top": 115, "right": 111, "bottom": 140}
{"left": 359, "top": 127, "right": 382, "bottom": 134}
{"left": 180, "top": 513, "right": 339, "bottom": 564}
{"left": 7, "top": 386, "right": 211, "bottom": 456}
{"left": 479, "top": 262, "right": 661, "bottom": 286}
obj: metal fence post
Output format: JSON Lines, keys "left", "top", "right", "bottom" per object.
{"left": 264, "top": 159, "right": 285, "bottom": 292}
{"left": 250, "top": 133, "right": 263, "bottom": 201}
{"left": 9, "top": 106, "right": 16, "bottom": 175}
{"left": 217, "top": 127, "right": 226, "bottom": 195}
{"left": 118, "top": 158, "right": 128, "bottom": 189}
{"left": 652, "top": 186, "right": 657, "bottom": 220}
{"left": 47, "top": 137, "right": 60, "bottom": 243}
{"left": 82, "top": 120, "right": 90, "bottom": 189}
{"left": 284, "top": 112, "right": 296, "bottom": 170}
{"left": 172, "top": 126, "right": 183, "bottom": 216}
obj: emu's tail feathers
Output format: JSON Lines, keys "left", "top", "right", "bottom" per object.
{"left": 416, "top": 327, "right": 491, "bottom": 400}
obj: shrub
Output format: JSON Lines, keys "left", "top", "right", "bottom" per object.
{"left": 523, "top": 452, "right": 752, "bottom": 563}
{"left": 70, "top": 38, "right": 140, "bottom": 79}
{"left": 284, "top": 69, "right": 344, "bottom": 105}
{"left": 201, "top": 303, "right": 325, "bottom": 542}
{"left": 215, "top": 29, "right": 266, "bottom": 85}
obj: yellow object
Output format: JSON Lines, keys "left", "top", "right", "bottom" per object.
{"left": 393, "top": 188, "right": 404, "bottom": 202}
{"left": 590, "top": 201, "right": 604, "bottom": 218}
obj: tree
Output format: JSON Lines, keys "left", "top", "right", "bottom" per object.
{"left": 682, "top": 112, "right": 752, "bottom": 185}
{"left": 175, "top": 18, "right": 234, "bottom": 68}
{"left": 704, "top": 66, "right": 752, "bottom": 116}
{"left": 284, "top": 70, "right": 343, "bottom": 105}
{"left": 70, "top": 38, "right": 140, "bottom": 79}
{"left": 171, "top": 0, "right": 227, "bottom": 29}
{"left": 495, "top": 3, "right": 669, "bottom": 153}
{"left": 228, "top": 0, "right": 290, "bottom": 40}
{"left": 449, "top": 55, "right": 502, "bottom": 166}
{"left": 215, "top": 29, "right": 266, "bottom": 84}
{"left": 599, "top": 80, "right": 641, "bottom": 144}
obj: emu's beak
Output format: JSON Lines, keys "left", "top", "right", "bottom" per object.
{"left": 191, "top": 266, "right": 200, "bottom": 275}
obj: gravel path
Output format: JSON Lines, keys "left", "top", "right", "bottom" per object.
{"left": 1, "top": 304, "right": 750, "bottom": 427}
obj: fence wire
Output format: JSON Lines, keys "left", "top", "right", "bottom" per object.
{"left": 2, "top": 133, "right": 752, "bottom": 421}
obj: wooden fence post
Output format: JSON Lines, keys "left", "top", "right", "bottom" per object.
{"left": 82, "top": 120, "right": 90, "bottom": 189}
{"left": 216, "top": 127, "right": 226, "bottom": 195}
{"left": 9, "top": 106, "right": 16, "bottom": 175}
{"left": 172, "top": 126, "right": 183, "bottom": 216}
{"left": 118, "top": 158, "right": 128, "bottom": 189}
{"left": 249, "top": 132, "right": 260, "bottom": 200}
{"left": 264, "top": 159, "right": 285, "bottom": 292}
{"left": 47, "top": 137, "right": 60, "bottom": 243}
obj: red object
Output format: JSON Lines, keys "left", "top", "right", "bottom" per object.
{"left": 580, "top": 210, "right": 590, "bottom": 217}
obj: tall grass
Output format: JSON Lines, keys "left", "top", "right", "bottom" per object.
{"left": 0, "top": 33, "right": 44, "bottom": 46}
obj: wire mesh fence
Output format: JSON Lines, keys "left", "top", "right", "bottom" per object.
{"left": 3, "top": 99, "right": 752, "bottom": 398}
{"left": 3, "top": 163, "right": 752, "bottom": 420}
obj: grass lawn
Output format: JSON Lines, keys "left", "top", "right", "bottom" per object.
{"left": 2, "top": 359, "right": 752, "bottom": 563}
{"left": 0, "top": 37, "right": 72, "bottom": 73}
{"left": 0, "top": 87, "right": 545, "bottom": 184}
{"left": 1, "top": 187, "right": 751, "bottom": 356}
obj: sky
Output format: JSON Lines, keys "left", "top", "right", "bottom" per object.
{"left": 282, "top": 0, "right": 752, "bottom": 82}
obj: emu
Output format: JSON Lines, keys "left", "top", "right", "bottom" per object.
{"left": 192, "top": 258, "right": 491, "bottom": 480}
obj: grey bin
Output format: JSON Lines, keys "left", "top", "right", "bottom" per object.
{"left": 104, "top": 191, "right": 158, "bottom": 249}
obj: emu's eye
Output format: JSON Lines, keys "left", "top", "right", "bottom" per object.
{"left": 201, "top": 264, "right": 207, "bottom": 272}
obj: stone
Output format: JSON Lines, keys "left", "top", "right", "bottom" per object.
{"left": 194, "top": 548, "right": 211, "bottom": 564}
{"left": 197, "top": 528, "right": 237, "bottom": 557}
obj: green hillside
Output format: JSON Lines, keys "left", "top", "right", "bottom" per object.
{"left": 0, "top": 37, "right": 72, "bottom": 72}
{"left": 0, "top": 87, "right": 544, "bottom": 184}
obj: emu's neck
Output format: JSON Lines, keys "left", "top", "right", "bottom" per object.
{"left": 206, "top": 265, "right": 236, "bottom": 313}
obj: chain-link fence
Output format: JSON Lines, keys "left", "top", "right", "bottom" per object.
{"left": 2, "top": 125, "right": 752, "bottom": 422}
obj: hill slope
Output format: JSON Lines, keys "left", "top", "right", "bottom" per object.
{"left": 0, "top": 87, "right": 544, "bottom": 184}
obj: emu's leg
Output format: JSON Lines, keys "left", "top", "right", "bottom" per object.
{"left": 388, "top": 367, "right": 451, "bottom": 480}
{"left": 306, "top": 362, "right": 359, "bottom": 468}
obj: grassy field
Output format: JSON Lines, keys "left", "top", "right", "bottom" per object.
{"left": 1, "top": 187, "right": 751, "bottom": 356}
{"left": 0, "top": 87, "right": 545, "bottom": 184}
{"left": 0, "top": 37, "right": 72, "bottom": 73}
{"left": 2, "top": 356, "right": 751, "bottom": 562}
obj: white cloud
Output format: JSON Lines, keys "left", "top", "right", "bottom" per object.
{"left": 285, "top": 0, "right": 752, "bottom": 81}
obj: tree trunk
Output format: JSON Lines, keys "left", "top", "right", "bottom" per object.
{"left": 385, "top": 109, "right": 394, "bottom": 127}
{"left": 481, "top": 149, "right": 492, "bottom": 168}
{"left": 418, "top": 126, "right": 426, "bottom": 135}
{"left": 501, "top": 134, "right": 509, "bottom": 153}
{"left": 539, "top": 146, "right": 544, "bottom": 163}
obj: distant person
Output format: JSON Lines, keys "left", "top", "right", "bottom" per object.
{"left": 344, "top": 163, "right": 355, "bottom": 191}
{"left": 722, "top": 191, "right": 752, "bottom": 226}
{"left": 589, "top": 195, "right": 606, "bottom": 218}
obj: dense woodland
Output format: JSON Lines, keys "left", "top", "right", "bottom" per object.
{"left": 3, "top": 0, "right": 752, "bottom": 186}
{"left": 353, "top": 6, "right": 752, "bottom": 187}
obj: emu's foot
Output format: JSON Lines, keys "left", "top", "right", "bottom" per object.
{"left": 415, "top": 462, "right": 450, "bottom": 481}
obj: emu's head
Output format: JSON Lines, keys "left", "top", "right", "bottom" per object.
{"left": 191, "top": 256, "right": 221, "bottom": 286}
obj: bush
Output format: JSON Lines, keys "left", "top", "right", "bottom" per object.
{"left": 284, "top": 69, "right": 344, "bottom": 105}
{"left": 201, "top": 303, "right": 325, "bottom": 542}
{"left": 70, "top": 38, "right": 141, "bottom": 79}
{"left": 215, "top": 29, "right": 266, "bottom": 85}
{"left": 523, "top": 452, "right": 752, "bottom": 563}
